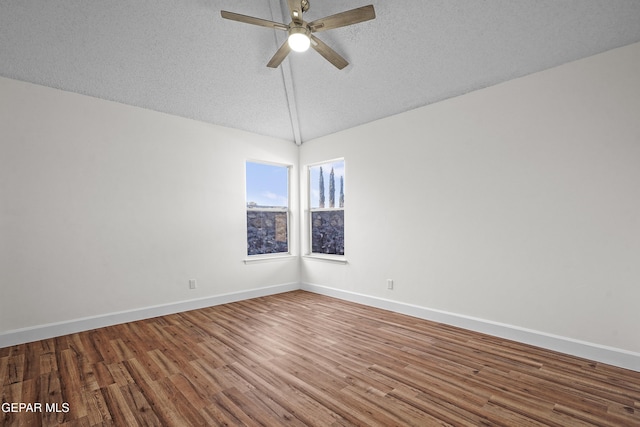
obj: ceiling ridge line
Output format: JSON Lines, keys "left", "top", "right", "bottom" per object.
{"left": 269, "top": 0, "right": 303, "bottom": 145}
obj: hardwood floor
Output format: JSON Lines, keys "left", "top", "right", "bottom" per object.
{"left": 1, "top": 290, "right": 639, "bottom": 426}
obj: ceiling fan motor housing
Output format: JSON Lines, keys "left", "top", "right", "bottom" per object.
{"left": 289, "top": 25, "right": 310, "bottom": 38}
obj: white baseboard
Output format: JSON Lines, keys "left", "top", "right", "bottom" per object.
{"left": 301, "top": 282, "right": 640, "bottom": 372}
{"left": 4, "top": 281, "right": 638, "bottom": 373}
{"left": 0, "top": 282, "right": 300, "bottom": 348}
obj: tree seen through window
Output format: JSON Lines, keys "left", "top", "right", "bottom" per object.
{"left": 309, "top": 160, "right": 344, "bottom": 255}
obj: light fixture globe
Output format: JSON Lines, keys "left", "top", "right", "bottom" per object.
{"left": 288, "top": 26, "right": 311, "bottom": 52}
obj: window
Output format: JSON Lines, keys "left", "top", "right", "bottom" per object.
{"left": 246, "top": 161, "right": 290, "bottom": 256}
{"left": 309, "top": 159, "right": 345, "bottom": 255}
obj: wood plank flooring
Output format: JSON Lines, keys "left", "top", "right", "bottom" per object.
{"left": 1, "top": 290, "right": 639, "bottom": 426}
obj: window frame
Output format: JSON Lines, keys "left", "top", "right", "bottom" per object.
{"left": 245, "top": 160, "right": 292, "bottom": 260}
{"left": 306, "top": 158, "right": 346, "bottom": 260}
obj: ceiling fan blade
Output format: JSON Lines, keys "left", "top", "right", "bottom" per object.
{"left": 309, "top": 5, "right": 375, "bottom": 32}
{"left": 310, "top": 35, "right": 348, "bottom": 70}
{"left": 287, "top": 0, "right": 304, "bottom": 24}
{"left": 267, "top": 40, "right": 292, "bottom": 68}
{"left": 221, "top": 11, "right": 288, "bottom": 31}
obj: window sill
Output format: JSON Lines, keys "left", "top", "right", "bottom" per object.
{"left": 243, "top": 254, "right": 297, "bottom": 264}
{"left": 303, "top": 254, "right": 348, "bottom": 264}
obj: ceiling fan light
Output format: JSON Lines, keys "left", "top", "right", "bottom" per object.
{"left": 288, "top": 29, "right": 310, "bottom": 52}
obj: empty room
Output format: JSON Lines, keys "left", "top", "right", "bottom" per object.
{"left": 1, "top": 1, "right": 640, "bottom": 425}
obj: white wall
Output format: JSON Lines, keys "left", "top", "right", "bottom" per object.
{"left": 300, "top": 42, "right": 640, "bottom": 356}
{"left": 2, "top": 42, "right": 639, "bottom": 368}
{"left": 0, "top": 77, "right": 299, "bottom": 337}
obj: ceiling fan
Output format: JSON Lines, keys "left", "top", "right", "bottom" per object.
{"left": 221, "top": 0, "right": 375, "bottom": 70}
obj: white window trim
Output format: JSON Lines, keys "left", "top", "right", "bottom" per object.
{"left": 244, "top": 253, "right": 298, "bottom": 264}
{"left": 306, "top": 158, "right": 346, "bottom": 260}
{"left": 245, "top": 161, "right": 292, "bottom": 259}
{"left": 302, "top": 254, "right": 347, "bottom": 264}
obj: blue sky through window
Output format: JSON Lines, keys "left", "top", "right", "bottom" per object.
{"left": 246, "top": 162, "right": 288, "bottom": 208}
{"left": 310, "top": 160, "right": 344, "bottom": 209}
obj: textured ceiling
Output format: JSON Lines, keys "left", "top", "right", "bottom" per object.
{"left": 2, "top": 1, "right": 640, "bottom": 144}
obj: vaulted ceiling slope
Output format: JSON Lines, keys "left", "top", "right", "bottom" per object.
{"left": 2, "top": 1, "right": 640, "bottom": 144}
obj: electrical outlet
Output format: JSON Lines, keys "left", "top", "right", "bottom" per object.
{"left": 189, "top": 279, "right": 197, "bottom": 289}
{"left": 387, "top": 279, "right": 394, "bottom": 290}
